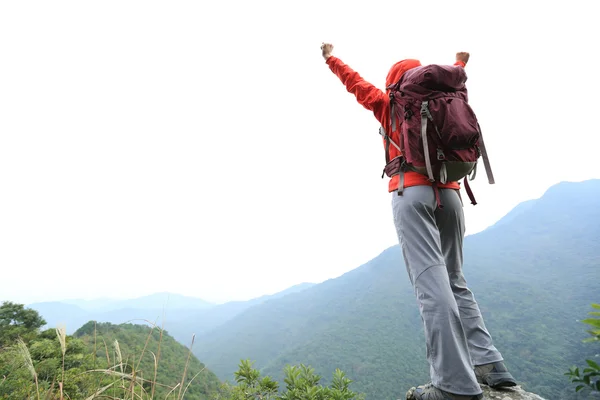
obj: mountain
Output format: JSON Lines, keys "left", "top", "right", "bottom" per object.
{"left": 27, "top": 284, "right": 315, "bottom": 338}
{"left": 74, "top": 321, "right": 222, "bottom": 399}
{"left": 165, "top": 282, "right": 316, "bottom": 345}
{"left": 39, "top": 292, "right": 213, "bottom": 313}
{"left": 27, "top": 292, "right": 214, "bottom": 334}
{"left": 193, "top": 179, "right": 600, "bottom": 400}
{"left": 26, "top": 301, "right": 92, "bottom": 333}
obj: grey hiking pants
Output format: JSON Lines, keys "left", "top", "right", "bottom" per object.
{"left": 391, "top": 186, "right": 503, "bottom": 395}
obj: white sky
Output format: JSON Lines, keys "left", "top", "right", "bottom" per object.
{"left": 1, "top": 0, "right": 598, "bottom": 305}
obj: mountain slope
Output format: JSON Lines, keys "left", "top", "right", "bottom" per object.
{"left": 165, "top": 282, "right": 316, "bottom": 345}
{"left": 74, "top": 321, "right": 222, "bottom": 399}
{"left": 194, "top": 179, "right": 600, "bottom": 400}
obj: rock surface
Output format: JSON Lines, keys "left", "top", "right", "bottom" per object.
{"left": 481, "top": 385, "right": 545, "bottom": 400}
{"left": 405, "top": 384, "right": 546, "bottom": 400}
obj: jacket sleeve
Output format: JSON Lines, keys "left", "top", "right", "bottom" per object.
{"left": 325, "top": 56, "right": 387, "bottom": 117}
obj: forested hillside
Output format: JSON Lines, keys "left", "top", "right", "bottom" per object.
{"left": 0, "top": 302, "right": 222, "bottom": 399}
{"left": 193, "top": 180, "right": 600, "bottom": 400}
{"left": 74, "top": 321, "right": 222, "bottom": 399}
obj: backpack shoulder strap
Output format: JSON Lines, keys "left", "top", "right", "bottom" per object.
{"left": 379, "top": 94, "right": 403, "bottom": 165}
{"left": 476, "top": 123, "right": 495, "bottom": 185}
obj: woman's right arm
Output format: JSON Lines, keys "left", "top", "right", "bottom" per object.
{"left": 321, "top": 43, "right": 386, "bottom": 115}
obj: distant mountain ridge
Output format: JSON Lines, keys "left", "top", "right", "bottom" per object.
{"left": 192, "top": 179, "right": 600, "bottom": 400}
{"left": 61, "top": 292, "right": 214, "bottom": 311}
{"left": 26, "top": 283, "right": 316, "bottom": 337}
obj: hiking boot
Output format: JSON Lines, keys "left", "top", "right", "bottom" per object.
{"left": 406, "top": 383, "right": 483, "bottom": 400}
{"left": 474, "top": 361, "right": 517, "bottom": 388}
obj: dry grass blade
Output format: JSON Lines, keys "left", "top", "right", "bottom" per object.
{"left": 149, "top": 350, "right": 158, "bottom": 398}
{"left": 56, "top": 325, "right": 67, "bottom": 356}
{"left": 181, "top": 368, "right": 206, "bottom": 399}
{"left": 16, "top": 339, "right": 36, "bottom": 379}
{"left": 83, "top": 380, "right": 118, "bottom": 400}
{"left": 16, "top": 339, "right": 40, "bottom": 400}
{"left": 134, "top": 318, "right": 159, "bottom": 371}
{"left": 177, "top": 334, "right": 195, "bottom": 400}
{"left": 165, "top": 383, "right": 181, "bottom": 398}
{"left": 125, "top": 354, "right": 137, "bottom": 398}
{"left": 82, "top": 366, "right": 175, "bottom": 392}
{"left": 113, "top": 340, "right": 123, "bottom": 372}
{"left": 102, "top": 339, "right": 110, "bottom": 368}
{"left": 112, "top": 339, "right": 125, "bottom": 397}
{"left": 56, "top": 325, "right": 67, "bottom": 400}
{"left": 150, "top": 323, "right": 165, "bottom": 399}
{"left": 93, "top": 322, "right": 97, "bottom": 369}
{"left": 85, "top": 369, "right": 146, "bottom": 384}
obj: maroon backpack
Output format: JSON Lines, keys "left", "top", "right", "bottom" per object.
{"left": 380, "top": 64, "right": 494, "bottom": 206}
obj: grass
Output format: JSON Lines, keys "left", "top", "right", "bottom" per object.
{"left": 9, "top": 320, "right": 208, "bottom": 400}
{"left": 16, "top": 338, "right": 40, "bottom": 400}
{"left": 55, "top": 325, "right": 66, "bottom": 400}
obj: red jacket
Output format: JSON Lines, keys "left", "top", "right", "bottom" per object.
{"left": 326, "top": 56, "right": 465, "bottom": 193}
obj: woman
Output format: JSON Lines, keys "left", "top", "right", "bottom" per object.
{"left": 320, "top": 42, "right": 516, "bottom": 400}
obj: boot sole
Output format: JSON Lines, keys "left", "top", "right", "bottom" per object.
{"left": 477, "top": 372, "right": 517, "bottom": 388}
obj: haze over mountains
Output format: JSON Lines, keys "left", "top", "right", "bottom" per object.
{"left": 28, "top": 283, "right": 316, "bottom": 340}
{"left": 21, "top": 179, "right": 600, "bottom": 400}
{"left": 62, "top": 292, "right": 214, "bottom": 311}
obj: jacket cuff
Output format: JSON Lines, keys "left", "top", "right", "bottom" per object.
{"left": 454, "top": 60, "right": 466, "bottom": 68}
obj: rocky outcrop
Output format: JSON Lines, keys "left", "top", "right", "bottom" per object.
{"left": 481, "top": 385, "right": 545, "bottom": 400}
{"left": 405, "top": 384, "right": 546, "bottom": 400}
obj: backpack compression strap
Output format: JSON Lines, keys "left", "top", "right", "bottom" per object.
{"left": 420, "top": 101, "right": 436, "bottom": 182}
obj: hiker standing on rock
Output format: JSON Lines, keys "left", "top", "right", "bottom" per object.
{"left": 320, "top": 42, "right": 517, "bottom": 400}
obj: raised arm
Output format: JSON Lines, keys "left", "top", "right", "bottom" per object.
{"left": 321, "top": 43, "right": 386, "bottom": 114}
{"left": 455, "top": 52, "right": 470, "bottom": 67}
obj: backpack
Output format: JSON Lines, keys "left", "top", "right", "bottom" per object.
{"left": 379, "top": 63, "right": 494, "bottom": 206}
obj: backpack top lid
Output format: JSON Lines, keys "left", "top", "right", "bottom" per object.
{"left": 389, "top": 64, "right": 469, "bottom": 100}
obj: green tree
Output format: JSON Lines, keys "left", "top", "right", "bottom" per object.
{"left": 0, "top": 327, "right": 105, "bottom": 399}
{"left": 0, "top": 301, "right": 46, "bottom": 347}
{"left": 565, "top": 303, "right": 600, "bottom": 395}
{"left": 225, "top": 359, "right": 279, "bottom": 400}
{"left": 220, "top": 360, "right": 364, "bottom": 400}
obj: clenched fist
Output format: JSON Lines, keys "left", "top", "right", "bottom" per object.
{"left": 456, "top": 52, "right": 470, "bottom": 65}
{"left": 321, "top": 42, "right": 334, "bottom": 60}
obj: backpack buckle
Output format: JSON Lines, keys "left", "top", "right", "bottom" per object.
{"left": 420, "top": 101, "right": 433, "bottom": 120}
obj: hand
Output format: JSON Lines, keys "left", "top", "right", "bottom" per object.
{"left": 321, "top": 42, "right": 334, "bottom": 60}
{"left": 456, "top": 52, "right": 470, "bottom": 65}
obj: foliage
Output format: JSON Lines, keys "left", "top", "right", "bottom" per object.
{"left": 565, "top": 303, "right": 600, "bottom": 395}
{"left": 0, "top": 326, "right": 102, "bottom": 399}
{"left": 218, "top": 359, "right": 364, "bottom": 400}
{"left": 74, "top": 321, "right": 223, "bottom": 399}
{"left": 0, "top": 305, "right": 223, "bottom": 399}
{"left": 0, "top": 301, "right": 46, "bottom": 348}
